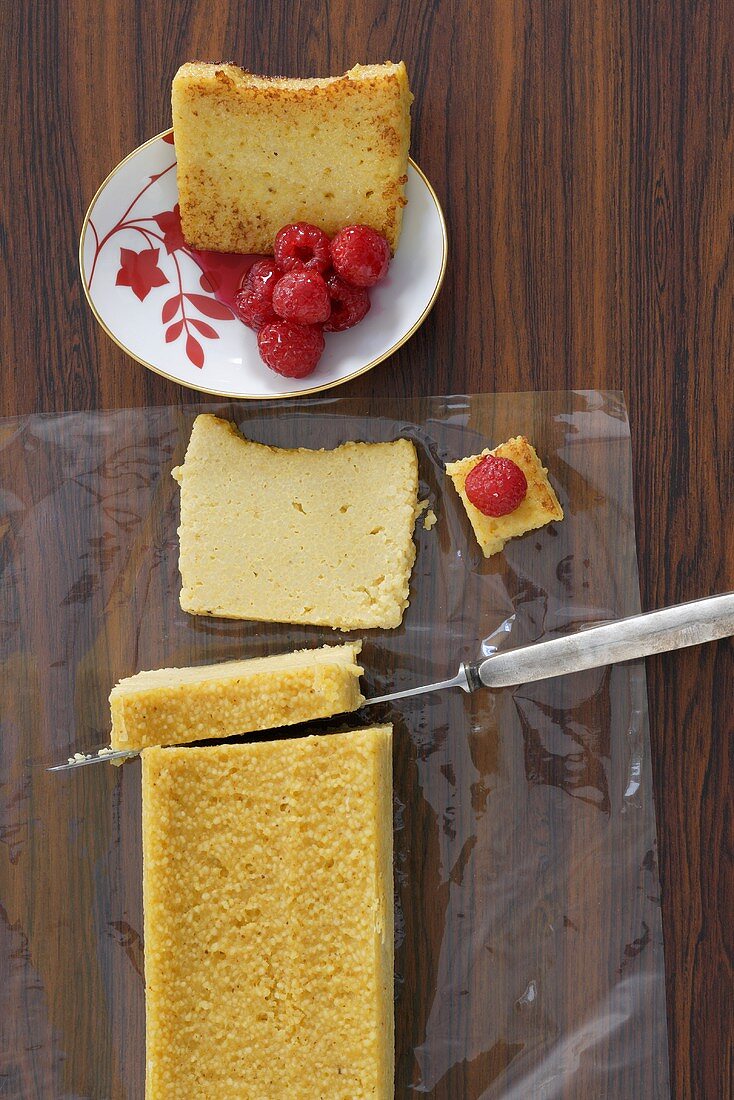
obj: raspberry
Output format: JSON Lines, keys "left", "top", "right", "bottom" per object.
{"left": 464, "top": 455, "right": 528, "bottom": 517}
{"left": 323, "top": 275, "right": 371, "bottom": 332}
{"left": 242, "top": 258, "right": 281, "bottom": 297}
{"left": 272, "top": 270, "right": 331, "bottom": 324}
{"left": 233, "top": 286, "right": 278, "bottom": 330}
{"left": 274, "top": 223, "right": 332, "bottom": 274}
{"left": 257, "top": 321, "right": 325, "bottom": 378}
{"left": 330, "top": 225, "right": 390, "bottom": 287}
{"left": 234, "top": 259, "right": 281, "bottom": 329}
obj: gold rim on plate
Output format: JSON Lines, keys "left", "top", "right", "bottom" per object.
{"left": 78, "top": 128, "right": 449, "bottom": 401}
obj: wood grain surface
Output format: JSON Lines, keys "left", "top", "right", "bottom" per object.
{"left": 0, "top": 1, "right": 732, "bottom": 1097}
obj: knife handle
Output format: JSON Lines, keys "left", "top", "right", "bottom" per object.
{"left": 473, "top": 592, "right": 734, "bottom": 690}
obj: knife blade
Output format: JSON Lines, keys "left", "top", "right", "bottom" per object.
{"left": 48, "top": 592, "right": 734, "bottom": 771}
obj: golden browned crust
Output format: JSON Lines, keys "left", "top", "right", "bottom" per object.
{"left": 172, "top": 61, "right": 412, "bottom": 254}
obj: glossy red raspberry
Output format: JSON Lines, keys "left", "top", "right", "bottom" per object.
{"left": 234, "top": 259, "right": 281, "bottom": 329}
{"left": 330, "top": 225, "right": 390, "bottom": 287}
{"left": 274, "top": 223, "right": 332, "bottom": 274}
{"left": 242, "top": 258, "right": 281, "bottom": 297}
{"left": 464, "top": 455, "right": 528, "bottom": 517}
{"left": 233, "top": 286, "right": 278, "bottom": 330}
{"left": 257, "top": 321, "right": 325, "bottom": 378}
{"left": 323, "top": 275, "right": 371, "bottom": 331}
{"left": 272, "top": 270, "right": 331, "bottom": 324}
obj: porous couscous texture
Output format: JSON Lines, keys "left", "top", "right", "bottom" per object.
{"left": 109, "top": 642, "right": 363, "bottom": 750}
{"left": 142, "top": 727, "right": 394, "bottom": 1099}
{"left": 172, "top": 61, "right": 412, "bottom": 254}
{"left": 172, "top": 414, "right": 420, "bottom": 630}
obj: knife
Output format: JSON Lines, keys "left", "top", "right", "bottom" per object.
{"left": 48, "top": 592, "right": 734, "bottom": 771}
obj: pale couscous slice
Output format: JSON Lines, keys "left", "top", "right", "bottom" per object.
{"left": 172, "top": 414, "right": 419, "bottom": 630}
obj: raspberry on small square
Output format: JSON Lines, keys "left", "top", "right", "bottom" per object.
{"left": 446, "top": 437, "right": 564, "bottom": 557}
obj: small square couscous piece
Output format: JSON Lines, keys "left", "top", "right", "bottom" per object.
{"left": 172, "top": 414, "right": 419, "bottom": 630}
{"left": 109, "top": 642, "right": 364, "bottom": 751}
{"left": 172, "top": 61, "right": 412, "bottom": 254}
{"left": 142, "top": 727, "right": 394, "bottom": 1099}
{"left": 446, "top": 436, "right": 564, "bottom": 557}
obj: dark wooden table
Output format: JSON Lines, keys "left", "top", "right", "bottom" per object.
{"left": 2, "top": 2, "right": 732, "bottom": 1097}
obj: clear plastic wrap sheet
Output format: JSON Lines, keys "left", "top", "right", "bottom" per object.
{"left": 0, "top": 391, "right": 670, "bottom": 1099}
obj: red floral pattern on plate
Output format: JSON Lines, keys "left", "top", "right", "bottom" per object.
{"left": 115, "top": 247, "right": 169, "bottom": 301}
{"left": 152, "top": 208, "right": 186, "bottom": 255}
{"left": 82, "top": 130, "right": 444, "bottom": 394}
{"left": 86, "top": 160, "right": 257, "bottom": 369}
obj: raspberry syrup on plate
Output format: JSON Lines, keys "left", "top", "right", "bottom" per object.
{"left": 184, "top": 246, "right": 266, "bottom": 311}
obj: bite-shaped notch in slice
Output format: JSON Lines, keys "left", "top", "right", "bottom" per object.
{"left": 142, "top": 726, "right": 394, "bottom": 1099}
{"left": 172, "top": 61, "right": 412, "bottom": 254}
{"left": 109, "top": 642, "right": 364, "bottom": 751}
{"left": 172, "top": 414, "right": 420, "bottom": 630}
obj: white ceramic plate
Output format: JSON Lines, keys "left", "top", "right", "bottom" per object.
{"left": 79, "top": 129, "right": 447, "bottom": 398}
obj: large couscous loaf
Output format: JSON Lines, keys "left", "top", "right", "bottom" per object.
{"left": 109, "top": 642, "right": 364, "bottom": 750}
{"left": 142, "top": 727, "right": 394, "bottom": 1099}
{"left": 172, "top": 414, "right": 419, "bottom": 630}
{"left": 172, "top": 61, "right": 412, "bottom": 253}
